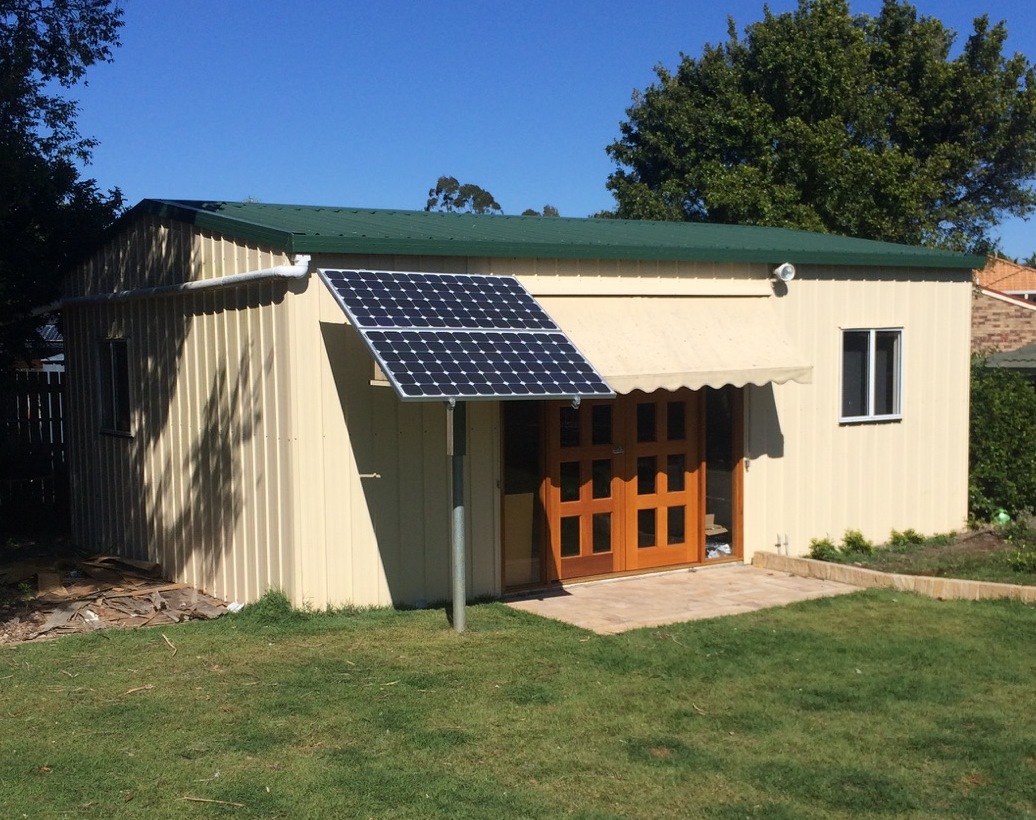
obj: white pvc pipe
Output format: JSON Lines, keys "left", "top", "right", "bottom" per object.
{"left": 44, "top": 255, "right": 312, "bottom": 310}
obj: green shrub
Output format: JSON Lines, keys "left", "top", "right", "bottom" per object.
{"left": 969, "top": 357, "right": 1036, "bottom": 519}
{"left": 998, "top": 515, "right": 1036, "bottom": 573}
{"left": 840, "top": 529, "right": 874, "bottom": 555}
{"left": 889, "top": 528, "right": 924, "bottom": 548}
{"left": 998, "top": 513, "right": 1036, "bottom": 547}
{"left": 1008, "top": 546, "right": 1036, "bottom": 573}
{"left": 809, "top": 537, "right": 840, "bottom": 561}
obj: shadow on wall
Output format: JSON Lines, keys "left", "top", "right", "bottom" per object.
{"left": 745, "top": 384, "right": 784, "bottom": 461}
{"left": 319, "top": 320, "right": 451, "bottom": 605}
{"left": 98, "top": 279, "right": 288, "bottom": 595}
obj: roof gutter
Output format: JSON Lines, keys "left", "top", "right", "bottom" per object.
{"left": 40, "top": 255, "right": 312, "bottom": 312}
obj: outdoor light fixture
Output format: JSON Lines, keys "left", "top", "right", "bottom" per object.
{"left": 771, "top": 262, "right": 796, "bottom": 282}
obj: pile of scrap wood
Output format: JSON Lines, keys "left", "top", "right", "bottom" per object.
{"left": 0, "top": 553, "right": 230, "bottom": 644}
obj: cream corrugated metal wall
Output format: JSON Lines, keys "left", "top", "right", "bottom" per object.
{"left": 65, "top": 217, "right": 299, "bottom": 604}
{"left": 290, "top": 254, "right": 501, "bottom": 607}
{"left": 742, "top": 268, "right": 972, "bottom": 556}
{"left": 65, "top": 219, "right": 971, "bottom": 605}
{"left": 66, "top": 231, "right": 504, "bottom": 608}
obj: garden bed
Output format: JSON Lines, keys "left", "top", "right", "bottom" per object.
{"left": 807, "top": 525, "right": 1036, "bottom": 587}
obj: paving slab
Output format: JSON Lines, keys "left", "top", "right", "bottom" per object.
{"left": 505, "top": 563, "right": 861, "bottom": 634}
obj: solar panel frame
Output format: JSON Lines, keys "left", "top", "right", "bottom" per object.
{"left": 318, "top": 269, "right": 615, "bottom": 402}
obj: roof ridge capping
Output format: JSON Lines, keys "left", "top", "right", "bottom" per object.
{"left": 134, "top": 199, "right": 984, "bottom": 269}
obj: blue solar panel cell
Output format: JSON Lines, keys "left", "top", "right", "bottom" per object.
{"left": 318, "top": 269, "right": 614, "bottom": 402}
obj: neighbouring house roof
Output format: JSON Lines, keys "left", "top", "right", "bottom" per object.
{"left": 974, "top": 286, "right": 1036, "bottom": 310}
{"left": 128, "top": 199, "right": 984, "bottom": 269}
{"left": 988, "top": 342, "right": 1036, "bottom": 372}
{"left": 975, "top": 257, "right": 1036, "bottom": 292}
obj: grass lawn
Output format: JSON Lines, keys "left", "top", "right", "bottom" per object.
{"left": 1, "top": 590, "right": 1035, "bottom": 818}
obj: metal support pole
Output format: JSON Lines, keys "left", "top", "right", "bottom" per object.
{"left": 447, "top": 401, "right": 467, "bottom": 633}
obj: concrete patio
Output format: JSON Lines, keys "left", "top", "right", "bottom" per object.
{"left": 505, "top": 563, "right": 862, "bottom": 634}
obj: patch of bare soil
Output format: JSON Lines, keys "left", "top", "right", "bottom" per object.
{"left": 908, "top": 529, "right": 1013, "bottom": 563}
{"left": 0, "top": 537, "right": 230, "bottom": 647}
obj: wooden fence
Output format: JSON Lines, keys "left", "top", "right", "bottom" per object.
{"left": 0, "top": 370, "right": 68, "bottom": 534}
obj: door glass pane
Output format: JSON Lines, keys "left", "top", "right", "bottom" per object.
{"left": 592, "top": 513, "right": 611, "bottom": 553}
{"left": 637, "top": 456, "right": 657, "bottom": 495}
{"left": 638, "top": 509, "right": 656, "bottom": 548}
{"left": 592, "top": 459, "right": 612, "bottom": 499}
{"left": 591, "top": 405, "right": 612, "bottom": 445}
{"left": 666, "top": 453, "right": 686, "bottom": 493}
{"left": 667, "top": 401, "right": 686, "bottom": 441}
{"left": 560, "top": 461, "right": 581, "bottom": 502}
{"left": 560, "top": 516, "right": 580, "bottom": 557}
{"left": 705, "top": 387, "right": 736, "bottom": 560}
{"left": 502, "top": 401, "right": 543, "bottom": 587}
{"left": 668, "top": 506, "right": 685, "bottom": 545}
{"left": 636, "top": 402, "right": 656, "bottom": 442}
{"left": 560, "top": 405, "right": 580, "bottom": 447}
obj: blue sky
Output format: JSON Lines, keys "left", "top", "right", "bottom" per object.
{"left": 72, "top": 0, "right": 1035, "bottom": 258}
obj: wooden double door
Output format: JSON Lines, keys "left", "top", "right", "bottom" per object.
{"left": 545, "top": 390, "right": 704, "bottom": 581}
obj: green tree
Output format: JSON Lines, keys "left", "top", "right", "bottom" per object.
{"left": 521, "top": 205, "right": 560, "bottom": 217}
{"left": 425, "top": 176, "right": 502, "bottom": 214}
{"left": 0, "top": 0, "right": 124, "bottom": 371}
{"left": 606, "top": 0, "right": 1036, "bottom": 252}
{"left": 969, "top": 357, "right": 1036, "bottom": 519}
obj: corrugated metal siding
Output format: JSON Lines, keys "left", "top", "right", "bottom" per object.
{"left": 742, "top": 269, "right": 971, "bottom": 556}
{"left": 65, "top": 217, "right": 971, "bottom": 604}
{"left": 65, "top": 218, "right": 298, "bottom": 603}
{"left": 304, "top": 253, "right": 770, "bottom": 296}
{"left": 287, "top": 281, "right": 500, "bottom": 607}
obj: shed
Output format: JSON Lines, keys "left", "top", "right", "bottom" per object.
{"left": 61, "top": 201, "right": 980, "bottom": 608}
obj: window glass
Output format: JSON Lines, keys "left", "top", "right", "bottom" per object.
{"left": 637, "top": 456, "right": 656, "bottom": 495}
{"left": 559, "top": 406, "right": 580, "bottom": 447}
{"left": 841, "top": 331, "right": 869, "bottom": 419}
{"left": 667, "top": 506, "right": 685, "bottom": 545}
{"left": 592, "top": 513, "right": 611, "bottom": 553}
{"left": 666, "top": 453, "right": 686, "bottom": 493}
{"left": 100, "top": 338, "right": 131, "bottom": 434}
{"left": 591, "top": 405, "right": 612, "bottom": 446}
{"left": 637, "top": 509, "right": 655, "bottom": 548}
{"left": 560, "top": 461, "right": 581, "bottom": 502}
{"left": 560, "top": 516, "right": 580, "bottom": 557}
{"left": 591, "top": 459, "right": 612, "bottom": 499}
{"left": 874, "top": 331, "right": 901, "bottom": 416}
{"left": 636, "top": 402, "right": 656, "bottom": 442}
{"left": 666, "top": 401, "right": 686, "bottom": 440}
{"left": 841, "top": 329, "right": 901, "bottom": 421}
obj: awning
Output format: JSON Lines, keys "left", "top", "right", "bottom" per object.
{"left": 538, "top": 296, "right": 813, "bottom": 393}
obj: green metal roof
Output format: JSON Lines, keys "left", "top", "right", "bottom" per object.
{"left": 133, "top": 199, "right": 984, "bottom": 269}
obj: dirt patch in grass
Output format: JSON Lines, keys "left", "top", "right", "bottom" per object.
{"left": 0, "top": 536, "right": 229, "bottom": 646}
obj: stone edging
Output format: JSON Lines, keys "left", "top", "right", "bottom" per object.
{"left": 751, "top": 551, "right": 1036, "bottom": 604}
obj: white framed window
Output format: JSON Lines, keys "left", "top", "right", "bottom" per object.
{"left": 99, "top": 338, "right": 132, "bottom": 435}
{"left": 840, "top": 328, "right": 902, "bottom": 423}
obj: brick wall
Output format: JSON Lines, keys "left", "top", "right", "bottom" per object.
{"left": 972, "top": 288, "right": 1036, "bottom": 353}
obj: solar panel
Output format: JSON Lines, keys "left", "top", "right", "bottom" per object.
{"left": 319, "top": 269, "right": 614, "bottom": 402}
